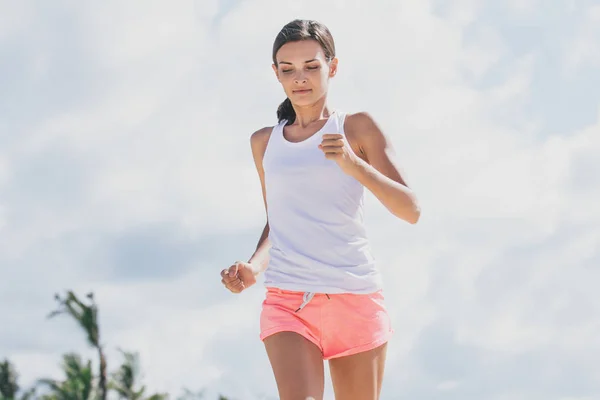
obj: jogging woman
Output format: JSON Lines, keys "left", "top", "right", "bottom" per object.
{"left": 220, "top": 19, "right": 420, "bottom": 400}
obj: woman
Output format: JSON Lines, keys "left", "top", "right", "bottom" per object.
{"left": 220, "top": 19, "right": 420, "bottom": 400}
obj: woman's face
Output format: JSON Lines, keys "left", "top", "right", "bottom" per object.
{"left": 273, "top": 39, "right": 337, "bottom": 106}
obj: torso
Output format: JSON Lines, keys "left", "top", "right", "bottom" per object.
{"left": 257, "top": 110, "right": 382, "bottom": 294}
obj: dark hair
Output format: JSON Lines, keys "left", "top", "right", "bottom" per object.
{"left": 272, "top": 19, "right": 336, "bottom": 125}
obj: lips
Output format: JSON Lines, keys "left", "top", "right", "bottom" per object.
{"left": 293, "top": 89, "right": 312, "bottom": 94}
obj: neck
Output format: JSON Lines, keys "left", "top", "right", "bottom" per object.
{"left": 292, "top": 97, "right": 333, "bottom": 128}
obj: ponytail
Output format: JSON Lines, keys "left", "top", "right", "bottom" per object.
{"left": 277, "top": 98, "right": 296, "bottom": 125}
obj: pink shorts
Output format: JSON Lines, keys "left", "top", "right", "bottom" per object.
{"left": 259, "top": 287, "right": 393, "bottom": 360}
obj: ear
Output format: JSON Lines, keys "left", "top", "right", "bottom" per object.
{"left": 329, "top": 57, "right": 339, "bottom": 78}
{"left": 272, "top": 63, "right": 280, "bottom": 81}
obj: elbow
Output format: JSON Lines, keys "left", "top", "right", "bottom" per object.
{"left": 403, "top": 190, "right": 421, "bottom": 224}
{"left": 410, "top": 206, "right": 421, "bottom": 224}
{"left": 406, "top": 206, "right": 421, "bottom": 224}
{"left": 395, "top": 204, "right": 420, "bottom": 224}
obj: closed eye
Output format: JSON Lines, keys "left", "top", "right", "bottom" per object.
{"left": 281, "top": 65, "right": 320, "bottom": 73}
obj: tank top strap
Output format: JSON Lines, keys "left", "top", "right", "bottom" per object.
{"left": 334, "top": 110, "right": 348, "bottom": 136}
{"left": 265, "top": 119, "right": 286, "bottom": 149}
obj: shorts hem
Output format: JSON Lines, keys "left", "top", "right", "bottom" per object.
{"left": 260, "top": 326, "right": 323, "bottom": 353}
{"left": 323, "top": 329, "right": 394, "bottom": 360}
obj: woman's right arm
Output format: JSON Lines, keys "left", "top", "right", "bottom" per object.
{"left": 247, "top": 126, "right": 273, "bottom": 275}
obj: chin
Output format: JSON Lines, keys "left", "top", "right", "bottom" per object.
{"left": 292, "top": 98, "right": 315, "bottom": 107}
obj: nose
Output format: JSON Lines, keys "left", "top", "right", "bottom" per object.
{"left": 294, "top": 71, "right": 307, "bottom": 84}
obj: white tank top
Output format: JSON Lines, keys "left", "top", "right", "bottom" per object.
{"left": 262, "top": 110, "right": 382, "bottom": 294}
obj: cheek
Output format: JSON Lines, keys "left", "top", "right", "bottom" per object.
{"left": 317, "top": 71, "right": 330, "bottom": 88}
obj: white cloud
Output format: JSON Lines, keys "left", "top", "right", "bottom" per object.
{"left": 0, "top": 2, "right": 34, "bottom": 42}
{"left": 0, "top": 155, "right": 8, "bottom": 186}
{"left": 564, "top": 4, "right": 600, "bottom": 74}
{"left": 460, "top": 24, "right": 507, "bottom": 80}
{"left": 77, "top": 0, "right": 217, "bottom": 69}
{"left": 505, "top": 0, "right": 539, "bottom": 16}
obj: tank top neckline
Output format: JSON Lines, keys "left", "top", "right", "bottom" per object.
{"left": 280, "top": 110, "right": 338, "bottom": 146}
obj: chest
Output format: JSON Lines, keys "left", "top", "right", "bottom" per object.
{"left": 284, "top": 116, "right": 365, "bottom": 154}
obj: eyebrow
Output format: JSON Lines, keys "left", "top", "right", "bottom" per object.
{"left": 278, "top": 59, "right": 319, "bottom": 65}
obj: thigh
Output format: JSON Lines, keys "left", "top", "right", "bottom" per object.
{"left": 322, "top": 290, "right": 393, "bottom": 360}
{"left": 328, "top": 342, "right": 388, "bottom": 400}
{"left": 263, "top": 331, "right": 325, "bottom": 400}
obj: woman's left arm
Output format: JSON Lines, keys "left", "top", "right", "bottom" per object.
{"left": 344, "top": 112, "right": 421, "bottom": 224}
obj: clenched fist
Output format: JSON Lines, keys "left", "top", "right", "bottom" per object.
{"left": 220, "top": 261, "right": 258, "bottom": 294}
{"left": 318, "top": 133, "right": 360, "bottom": 175}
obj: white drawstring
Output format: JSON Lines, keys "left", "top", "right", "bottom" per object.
{"left": 295, "top": 292, "right": 315, "bottom": 312}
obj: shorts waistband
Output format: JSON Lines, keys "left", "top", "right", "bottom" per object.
{"left": 266, "top": 287, "right": 331, "bottom": 312}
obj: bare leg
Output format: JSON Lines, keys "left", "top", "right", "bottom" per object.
{"left": 263, "top": 332, "right": 325, "bottom": 400}
{"left": 328, "top": 343, "right": 388, "bottom": 400}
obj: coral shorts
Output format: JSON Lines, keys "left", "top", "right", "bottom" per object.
{"left": 259, "top": 287, "right": 393, "bottom": 360}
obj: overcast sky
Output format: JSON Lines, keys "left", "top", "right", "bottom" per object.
{"left": 1, "top": 0, "right": 599, "bottom": 399}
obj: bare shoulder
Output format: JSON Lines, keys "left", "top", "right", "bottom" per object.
{"left": 345, "top": 111, "right": 411, "bottom": 187}
{"left": 250, "top": 126, "right": 273, "bottom": 143}
{"left": 344, "top": 111, "right": 383, "bottom": 137}
{"left": 345, "top": 111, "right": 377, "bottom": 126}
{"left": 343, "top": 111, "right": 388, "bottom": 155}
{"left": 250, "top": 126, "right": 274, "bottom": 161}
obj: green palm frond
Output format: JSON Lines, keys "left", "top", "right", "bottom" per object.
{"left": 0, "top": 359, "right": 20, "bottom": 399}
{"left": 109, "top": 349, "right": 142, "bottom": 400}
{"left": 48, "top": 291, "right": 107, "bottom": 400}
{"left": 37, "top": 353, "right": 95, "bottom": 400}
{"left": 36, "top": 378, "right": 63, "bottom": 394}
{"left": 144, "top": 394, "right": 169, "bottom": 400}
{"left": 48, "top": 292, "right": 99, "bottom": 347}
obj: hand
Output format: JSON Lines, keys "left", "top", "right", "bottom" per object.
{"left": 318, "top": 133, "right": 360, "bottom": 174}
{"left": 220, "top": 261, "right": 258, "bottom": 294}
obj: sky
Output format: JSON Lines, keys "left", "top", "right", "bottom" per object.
{"left": 1, "top": 0, "right": 599, "bottom": 399}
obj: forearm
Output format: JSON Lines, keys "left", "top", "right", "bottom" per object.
{"left": 248, "top": 222, "right": 271, "bottom": 273}
{"left": 349, "top": 159, "right": 421, "bottom": 224}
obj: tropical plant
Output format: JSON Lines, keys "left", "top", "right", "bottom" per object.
{"left": 37, "top": 353, "right": 94, "bottom": 400}
{"left": 109, "top": 349, "right": 167, "bottom": 400}
{"left": 0, "top": 359, "right": 19, "bottom": 400}
{"left": 47, "top": 292, "right": 107, "bottom": 400}
{"left": 28, "top": 290, "right": 234, "bottom": 400}
{"left": 0, "top": 359, "right": 35, "bottom": 400}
